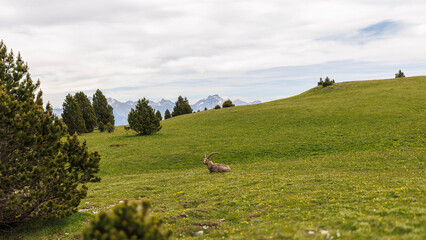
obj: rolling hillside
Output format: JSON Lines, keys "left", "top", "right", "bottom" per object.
{"left": 84, "top": 76, "right": 425, "bottom": 174}
{"left": 6, "top": 76, "right": 425, "bottom": 239}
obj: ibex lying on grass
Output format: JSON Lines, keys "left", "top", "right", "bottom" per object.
{"left": 203, "top": 152, "right": 231, "bottom": 173}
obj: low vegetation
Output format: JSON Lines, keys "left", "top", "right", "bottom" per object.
{"left": 82, "top": 199, "right": 172, "bottom": 239}
{"left": 222, "top": 99, "right": 235, "bottom": 108}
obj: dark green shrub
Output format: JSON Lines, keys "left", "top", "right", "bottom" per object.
{"left": 98, "top": 121, "right": 105, "bottom": 132}
{"left": 204, "top": 107, "right": 207, "bottom": 111}
{"left": 128, "top": 98, "right": 162, "bottom": 135}
{"left": 317, "top": 77, "right": 324, "bottom": 86}
{"left": 164, "top": 109, "right": 171, "bottom": 119}
{"left": 395, "top": 70, "right": 405, "bottom": 78}
{"left": 106, "top": 122, "right": 115, "bottom": 133}
{"left": 172, "top": 96, "right": 192, "bottom": 117}
{"left": 318, "top": 76, "right": 335, "bottom": 87}
{"left": 82, "top": 199, "right": 172, "bottom": 240}
{"left": 214, "top": 105, "right": 221, "bottom": 109}
{"left": 156, "top": 110, "right": 162, "bottom": 120}
{"left": 222, "top": 99, "right": 235, "bottom": 108}
{"left": 0, "top": 41, "right": 100, "bottom": 228}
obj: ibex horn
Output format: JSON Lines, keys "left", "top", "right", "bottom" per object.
{"left": 207, "top": 152, "right": 219, "bottom": 159}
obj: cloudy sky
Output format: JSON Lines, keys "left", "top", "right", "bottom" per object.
{"left": 1, "top": 0, "right": 425, "bottom": 107}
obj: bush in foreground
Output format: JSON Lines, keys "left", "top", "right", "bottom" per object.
{"left": 82, "top": 199, "right": 172, "bottom": 240}
{"left": 128, "top": 98, "right": 162, "bottom": 135}
{"left": 0, "top": 40, "right": 100, "bottom": 228}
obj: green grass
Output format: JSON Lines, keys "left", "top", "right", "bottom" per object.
{"left": 3, "top": 76, "right": 425, "bottom": 239}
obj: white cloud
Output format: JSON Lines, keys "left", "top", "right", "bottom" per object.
{"left": 1, "top": 0, "right": 425, "bottom": 106}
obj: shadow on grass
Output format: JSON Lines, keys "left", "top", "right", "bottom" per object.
{"left": 0, "top": 212, "right": 92, "bottom": 240}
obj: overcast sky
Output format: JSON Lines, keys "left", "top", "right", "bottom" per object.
{"left": 1, "top": 0, "right": 425, "bottom": 107}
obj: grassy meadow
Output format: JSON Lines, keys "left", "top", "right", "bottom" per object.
{"left": 4, "top": 76, "right": 425, "bottom": 239}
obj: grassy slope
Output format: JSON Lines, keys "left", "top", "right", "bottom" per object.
{"left": 5, "top": 77, "right": 426, "bottom": 239}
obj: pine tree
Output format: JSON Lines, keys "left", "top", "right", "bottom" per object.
{"left": 318, "top": 76, "right": 335, "bottom": 87}
{"left": 0, "top": 41, "right": 100, "bottom": 228}
{"left": 128, "top": 98, "right": 162, "bottom": 135}
{"left": 164, "top": 109, "right": 171, "bottom": 119}
{"left": 62, "top": 94, "right": 87, "bottom": 134}
{"left": 92, "top": 89, "right": 114, "bottom": 132}
{"left": 318, "top": 77, "right": 324, "bottom": 86}
{"left": 222, "top": 99, "right": 235, "bottom": 108}
{"left": 172, "top": 96, "right": 192, "bottom": 117}
{"left": 395, "top": 70, "right": 405, "bottom": 78}
{"left": 156, "top": 110, "right": 162, "bottom": 120}
{"left": 214, "top": 104, "right": 221, "bottom": 109}
{"left": 74, "top": 92, "right": 97, "bottom": 132}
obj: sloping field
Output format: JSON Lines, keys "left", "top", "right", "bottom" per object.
{"left": 6, "top": 77, "right": 425, "bottom": 239}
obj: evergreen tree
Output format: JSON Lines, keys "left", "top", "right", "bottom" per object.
{"left": 0, "top": 41, "right": 100, "bottom": 228}
{"left": 105, "top": 122, "right": 115, "bottom": 133}
{"left": 92, "top": 89, "right": 114, "bottom": 132}
{"left": 214, "top": 104, "right": 221, "bottom": 109}
{"left": 172, "top": 96, "right": 192, "bottom": 117}
{"left": 164, "top": 109, "right": 171, "bottom": 119}
{"left": 156, "top": 110, "right": 162, "bottom": 120}
{"left": 128, "top": 98, "right": 162, "bottom": 135}
{"left": 74, "top": 92, "right": 97, "bottom": 132}
{"left": 395, "top": 70, "right": 405, "bottom": 78}
{"left": 222, "top": 99, "right": 235, "bottom": 108}
{"left": 204, "top": 107, "right": 208, "bottom": 111}
{"left": 318, "top": 76, "right": 335, "bottom": 87}
{"left": 62, "top": 94, "right": 87, "bottom": 134}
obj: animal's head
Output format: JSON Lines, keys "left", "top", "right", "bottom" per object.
{"left": 204, "top": 152, "right": 219, "bottom": 165}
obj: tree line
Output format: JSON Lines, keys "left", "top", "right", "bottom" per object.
{"left": 62, "top": 89, "right": 115, "bottom": 134}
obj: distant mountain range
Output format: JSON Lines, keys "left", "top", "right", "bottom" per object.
{"left": 53, "top": 95, "right": 261, "bottom": 126}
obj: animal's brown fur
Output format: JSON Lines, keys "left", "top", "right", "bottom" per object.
{"left": 203, "top": 152, "right": 231, "bottom": 173}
